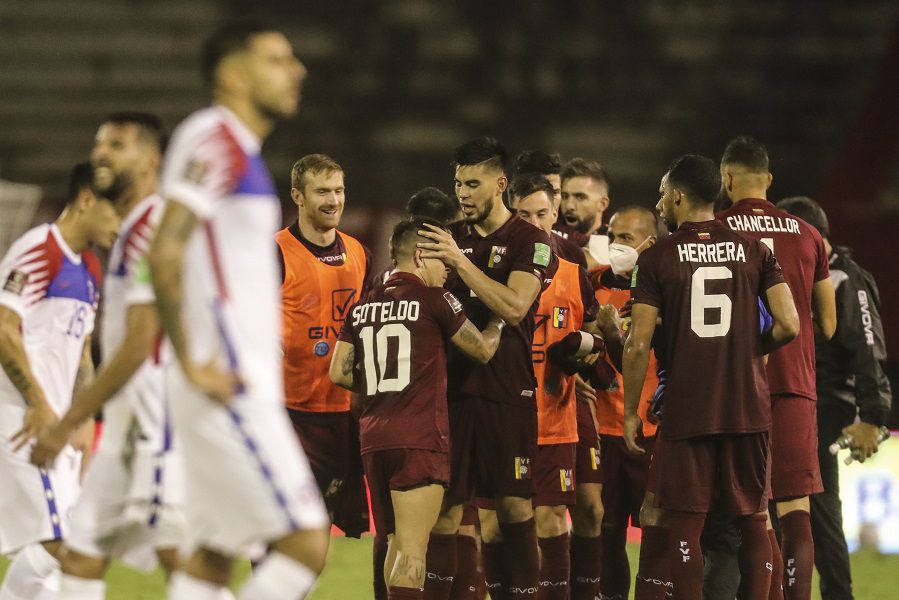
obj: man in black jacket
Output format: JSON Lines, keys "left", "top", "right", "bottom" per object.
{"left": 778, "top": 196, "right": 892, "bottom": 600}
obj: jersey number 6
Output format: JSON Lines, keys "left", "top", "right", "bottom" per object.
{"left": 691, "top": 266, "right": 733, "bottom": 338}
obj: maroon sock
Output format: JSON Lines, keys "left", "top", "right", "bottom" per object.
{"left": 374, "top": 534, "right": 389, "bottom": 600}
{"left": 498, "top": 519, "right": 540, "bottom": 599}
{"left": 768, "top": 528, "right": 784, "bottom": 600}
{"left": 736, "top": 514, "right": 773, "bottom": 600}
{"left": 424, "top": 533, "right": 458, "bottom": 600}
{"left": 482, "top": 540, "right": 506, "bottom": 600}
{"left": 600, "top": 525, "right": 630, "bottom": 600}
{"left": 537, "top": 534, "right": 570, "bottom": 600}
{"left": 779, "top": 511, "right": 813, "bottom": 600}
{"left": 452, "top": 534, "right": 480, "bottom": 599}
{"left": 389, "top": 586, "right": 425, "bottom": 600}
{"left": 665, "top": 512, "right": 705, "bottom": 600}
{"left": 570, "top": 534, "right": 602, "bottom": 600}
{"left": 634, "top": 525, "right": 670, "bottom": 600}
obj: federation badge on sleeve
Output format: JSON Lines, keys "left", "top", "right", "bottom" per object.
{"left": 488, "top": 245, "right": 508, "bottom": 268}
{"left": 443, "top": 291, "right": 463, "bottom": 314}
{"left": 2, "top": 270, "right": 28, "bottom": 295}
{"left": 630, "top": 265, "right": 639, "bottom": 288}
{"left": 533, "top": 242, "right": 551, "bottom": 267}
{"left": 183, "top": 159, "right": 209, "bottom": 185}
{"left": 552, "top": 307, "right": 567, "bottom": 328}
{"left": 514, "top": 456, "right": 531, "bottom": 480}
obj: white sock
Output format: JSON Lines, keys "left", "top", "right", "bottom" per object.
{"left": 60, "top": 574, "right": 105, "bottom": 600}
{"left": 168, "top": 572, "right": 226, "bottom": 600}
{"left": 0, "top": 543, "right": 61, "bottom": 600}
{"left": 238, "top": 553, "right": 318, "bottom": 600}
{"left": 218, "top": 587, "right": 237, "bottom": 600}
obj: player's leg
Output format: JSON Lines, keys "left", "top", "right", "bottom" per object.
{"left": 451, "top": 507, "right": 483, "bottom": 600}
{"left": 570, "top": 400, "right": 603, "bottom": 600}
{"left": 700, "top": 511, "right": 742, "bottom": 600}
{"left": 634, "top": 493, "right": 670, "bottom": 600}
{"left": 810, "top": 401, "right": 855, "bottom": 600}
{"left": 768, "top": 513, "right": 784, "bottom": 600}
{"left": 58, "top": 551, "right": 109, "bottom": 600}
{"left": 388, "top": 484, "right": 445, "bottom": 598}
{"left": 532, "top": 443, "right": 575, "bottom": 600}
{"left": 598, "top": 435, "right": 628, "bottom": 600}
{"left": 476, "top": 505, "right": 504, "bottom": 600}
{"left": 734, "top": 511, "right": 774, "bottom": 600}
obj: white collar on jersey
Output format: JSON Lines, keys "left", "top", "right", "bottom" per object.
{"left": 50, "top": 223, "right": 82, "bottom": 264}
{"left": 215, "top": 104, "right": 262, "bottom": 154}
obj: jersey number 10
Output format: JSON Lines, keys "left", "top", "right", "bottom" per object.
{"left": 359, "top": 324, "right": 412, "bottom": 395}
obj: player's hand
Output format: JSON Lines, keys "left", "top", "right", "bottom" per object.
{"left": 596, "top": 304, "right": 622, "bottom": 337}
{"left": 581, "top": 352, "right": 601, "bottom": 366}
{"left": 842, "top": 422, "right": 881, "bottom": 462}
{"left": 10, "top": 402, "right": 58, "bottom": 452}
{"left": 575, "top": 374, "right": 596, "bottom": 403}
{"left": 29, "top": 422, "right": 72, "bottom": 467}
{"left": 623, "top": 413, "right": 645, "bottom": 455}
{"left": 618, "top": 299, "right": 634, "bottom": 319}
{"left": 185, "top": 359, "right": 241, "bottom": 405}
{"left": 416, "top": 224, "right": 465, "bottom": 269}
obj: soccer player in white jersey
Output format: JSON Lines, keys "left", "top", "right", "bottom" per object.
{"left": 30, "top": 113, "right": 183, "bottom": 600}
{"left": 148, "top": 21, "right": 329, "bottom": 600}
{"left": 0, "top": 163, "right": 119, "bottom": 600}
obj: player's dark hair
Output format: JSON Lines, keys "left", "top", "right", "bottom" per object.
{"left": 291, "top": 154, "right": 343, "bottom": 191}
{"left": 721, "top": 135, "right": 769, "bottom": 173}
{"left": 560, "top": 157, "right": 609, "bottom": 190}
{"left": 777, "top": 196, "right": 830, "bottom": 238}
{"left": 66, "top": 162, "right": 95, "bottom": 205}
{"left": 390, "top": 217, "right": 446, "bottom": 263}
{"left": 612, "top": 205, "right": 658, "bottom": 237}
{"left": 453, "top": 137, "right": 508, "bottom": 176}
{"left": 513, "top": 150, "right": 561, "bottom": 176}
{"left": 405, "top": 187, "right": 460, "bottom": 224}
{"left": 102, "top": 112, "right": 167, "bottom": 153}
{"left": 666, "top": 155, "right": 721, "bottom": 206}
{"left": 510, "top": 172, "right": 555, "bottom": 203}
{"left": 201, "top": 19, "right": 279, "bottom": 87}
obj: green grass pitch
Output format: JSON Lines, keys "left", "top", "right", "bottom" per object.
{"left": 2, "top": 537, "right": 897, "bottom": 598}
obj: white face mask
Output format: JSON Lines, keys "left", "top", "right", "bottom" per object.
{"left": 608, "top": 237, "right": 651, "bottom": 275}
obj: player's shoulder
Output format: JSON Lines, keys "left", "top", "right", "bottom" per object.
{"left": 81, "top": 250, "right": 103, "bottom": 284}
{"left": 2, "top": 223, "right": 54, "bottom": 265}
{"left": 336, "top": 229, "right": 368, "bottom": 258}
{"left": 509, "top": 214, "right": 549, "bottom": 240}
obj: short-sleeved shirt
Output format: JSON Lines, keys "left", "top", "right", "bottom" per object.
{"left": 160, "top": 105, "right": 283, "bottom": 401}
{"left": 552, "top": 231, "right": 588, "bottom": 271}
{"left": 0, "top": 224, "right": 101, "bottom": 414}
{"left": 631, "top": 219, "right": 784, "bottom": 440}
{"left": 718, "top": 198, "right": 829, "bottom": 401}
{"left": 338, "top": 272, "right": 466, "bottom": 454}
{"left": 445, "top": 215, "right": 552, "bottom": 403}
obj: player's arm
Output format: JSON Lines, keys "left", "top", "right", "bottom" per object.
{"left": 30, "top": 304, "right": 160, "bottom": 467}
{"left": 592, "top": 305, "right": 623, "bottom": 371}
{"left": 761, "top": 282, "right": 800, "bottom": 354}
{"left": 416, "top": 224, "right": 541, "bottom": 324}
{"left": 149, "top": 200, "right": 236, "bottom": 403}
{"left": 329, "top": 340, "right": 359, "bottom": 392}
{"left": 73, "top": 336, "right": 95, "bottom": 395}
{"left": 812, "top": 277, "right": 837, "bottom": 340}
{"left": 450, "top": 318, "right": 504, "bottom": 364}
{"left": 622, "top": 302, "right": 658, "bottom": 455}
{"left": 0, "top": 305, "right": 58, "bottom": 450}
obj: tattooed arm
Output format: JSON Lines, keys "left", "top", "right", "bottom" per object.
{"left": 0, "top": 305, "right": 57, "bottom": 450}
{"left": 329, "top": 341, "right": 359, "bottom": 392}
{"left": 450, "top": 317, "right": 504, "bottom": 364}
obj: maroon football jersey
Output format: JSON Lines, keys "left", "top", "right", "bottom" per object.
{"left": 718, "top": 198, "right": 829, "bottom": 400}
{"left": 631, "top": 220, "right": 785, "bottom": 440}
{"left": 339, "top": 272, "right": 466, "bottom": 453}
{"left": 552, "top": 231, "right": 589, "bottom": 271}
{"left": 446, "top": 215, "right": 553, "bottom": 402}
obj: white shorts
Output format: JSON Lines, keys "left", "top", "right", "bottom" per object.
{"left": 167, "top": 367, "right": 328, "bottom": 557}
{"left": 66, "top": 393, "right": 185, "bottom": 571}
{"left": 0, "top": 403, "right": 81, "bottom": 556}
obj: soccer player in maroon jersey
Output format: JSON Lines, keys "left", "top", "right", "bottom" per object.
{"left": 622, "top": 155, "right": 800, "bottom": 600}
{"left": 514, "top": 150, "right": 563, "bottom": 208}
{"left": 560, "top": 158, "right": 611, "bottom": 266}
{"left": 330, "top": 218, "right": 503, "bottom": 600}
{"left": 417, "top": 137, "right": 552, "bottom": 600}
{"left": 717, "top": 137, "right": 836, "bottom": 600}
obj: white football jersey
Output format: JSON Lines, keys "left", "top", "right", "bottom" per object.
{"left": 0, "top": 223, "right": 100, "bottom": 415}
{"left": 160, "top": 106, "right": 283, "bottom": 402}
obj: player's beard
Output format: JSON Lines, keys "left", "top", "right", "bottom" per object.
{"left": 95, "top": 170, "right": 132, "bottom": 202}
{"left": 465, "top": 197, "right": 493, "bottom": 225}
{"left": 564, "top": 212, "right": 590, "bottom": 234}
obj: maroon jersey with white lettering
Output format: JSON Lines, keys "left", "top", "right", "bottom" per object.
{"left": 718, "top": 198, "right": 829, "bottom": 400}
{"left": 631, "top": 220, "right": 785, "bottom": 440}
{"left": 446, "top": 215, "right": 553, "bottom": 403}
{"left": 339, "top": 272, "right": 466, "bottom": 453}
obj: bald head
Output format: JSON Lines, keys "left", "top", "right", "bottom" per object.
{"left": 608, "top": 206, "right": 657, "bottom": 251}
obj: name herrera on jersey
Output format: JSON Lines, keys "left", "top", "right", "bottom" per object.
{"left": 351, "top": 300, "right": 421, "bottom": 326}
{"left": 677, "top": 242, "right": 746, "bottom": 264}
{"left": 726, "top": 214, "right": 801, "bottom": 234}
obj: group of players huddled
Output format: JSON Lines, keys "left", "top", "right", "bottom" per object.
{"left": 0, "top": 18, "right": 882, "bottom": 600}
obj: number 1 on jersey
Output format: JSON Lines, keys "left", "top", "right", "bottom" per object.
{"left": 359, "top": 324, "right": 412, "bottom": 394}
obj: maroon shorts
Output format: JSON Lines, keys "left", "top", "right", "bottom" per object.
{"left": 770, "top": 394, "right": 823, "bottom": 500}
{"left": 600, "top": 435, "right": 655, "bottom": 527}
{"left": 460, "top": 502, "right": 480, "bottom": 527}
{"left": 288, "top": 409, "right": 355, "bottom": 508}
{"left": 362, "top": 448, "right": 449, "bottom": 536}
{"left": 576, "top": 400, "right": 603, "bottom": 485}
{"left": 533, "top": 443, "right": 577, "bottom": 507}
{"left": 655, "top": 432, "right": 771, "bottom": 515}
{"left": 448, "top": 395, "right": 537, "bottom": 501}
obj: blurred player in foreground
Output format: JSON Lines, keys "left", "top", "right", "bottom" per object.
{"left": 148, "top": 20, "right": 329, "bottom": 599}
{"left": 30, "top": 113, "right": 182, "bottom": 599}
{"left": 623, "top": 154, "right": 799, "bottom": 600}
{"left": 330, "top": 218, "right": 503, "bottom": 600}
{"left": 0, "top": 163, "right": 115, "bottom": 599}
